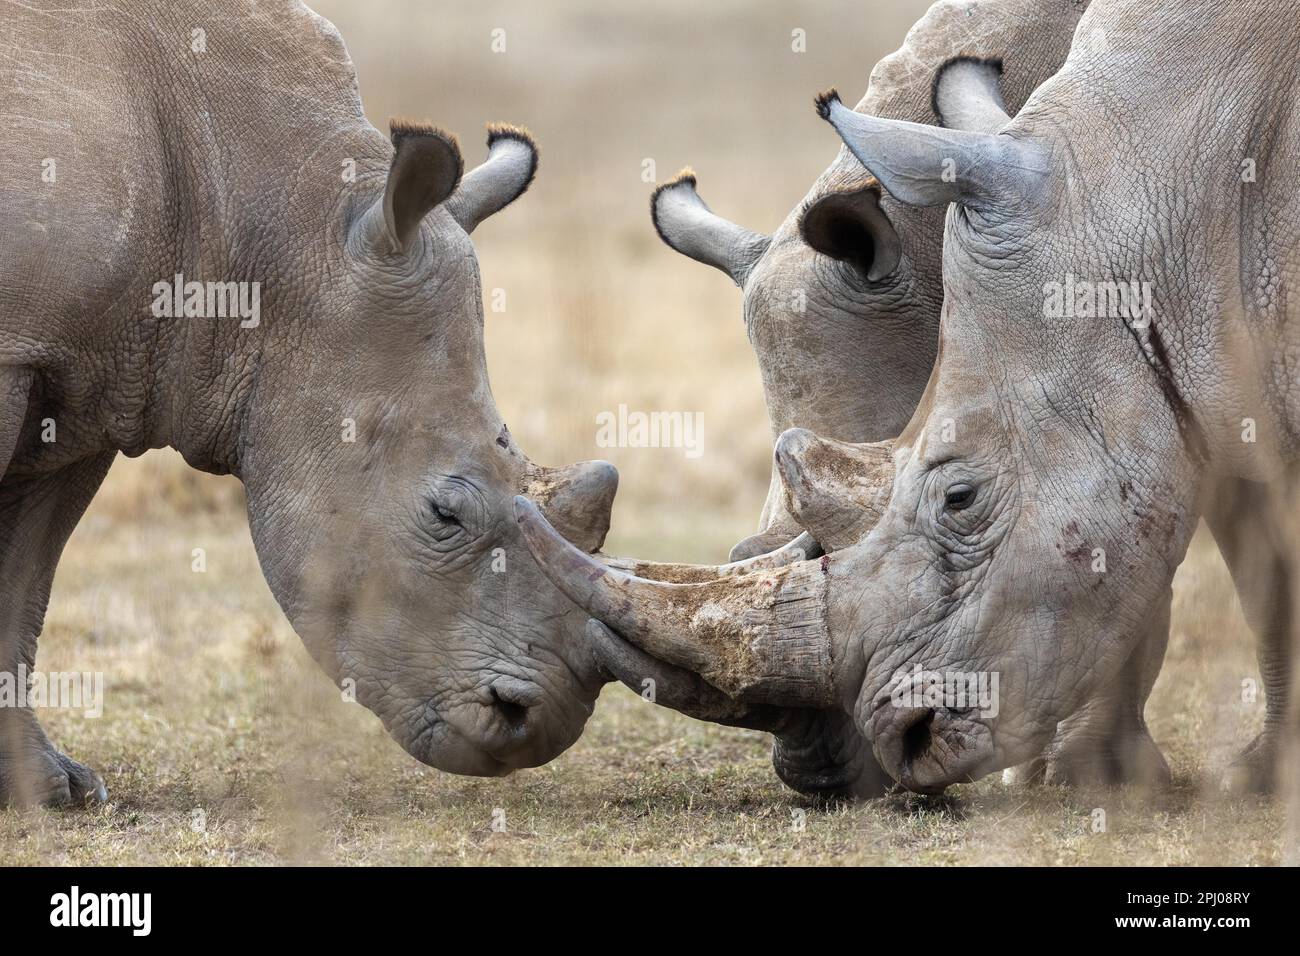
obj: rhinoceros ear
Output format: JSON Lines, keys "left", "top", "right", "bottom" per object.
{"left": 814, "top": 88, "right": 1047, "bottom": 213}
{"left": 651, "top": 170, "right": 772, "bottom": 287}
{"left": 447, "top": 125, "right": 539, "bottom": 234}
{"left": 360, "top": 120, "right": 464, "bottom": 254}
{"left": 931, "top": 57, "right": 1012, "bottom": 133}
{"left": 799, "top": 184, "right": 901, "bottom": 282}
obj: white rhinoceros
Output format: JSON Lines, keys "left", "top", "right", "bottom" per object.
{"left": 0, "top": 0, "right": 623, "bottom": 805}
{"left": 526, "top": 0, "right": 1298, "bottom": 795}
{"left": 609, "top": 0, "right": 1178, "bottom": 798}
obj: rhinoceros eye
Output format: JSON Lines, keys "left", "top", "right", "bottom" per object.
{"left": 424, "top": 478, "right": 487, "bottom": 542}
{"left": 944, "top": 482, "right": 977, "bottom": 512}
{"left": 428, "top": 497, "right": 461, "bottom": 527}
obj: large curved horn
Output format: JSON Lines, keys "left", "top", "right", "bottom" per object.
{"left": 814, "top": 89, "right": 1047, "bottom": 211}
{"left": 727, "top": 526, "right": 805, "bottom": 563}
{"left": 588, "top": 620, "right": 786, "bottom": 731}
{"left": 515, "top": 497, "right": 836, "bottom": 707}
{"left": 604, "top": 531, "right": 821, "bottom": 583}
{"left": 775, "top": 428, "right": 894, "bottom": 552}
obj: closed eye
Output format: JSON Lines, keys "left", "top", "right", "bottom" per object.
{"left": 430, "top": 500, "right": 461, "bottom": 526}
{"left": 423, "top": 476, "right": 488, "bottom": 542}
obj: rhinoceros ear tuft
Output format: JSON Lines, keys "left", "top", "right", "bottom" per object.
{"left": 484, "top": 123, "right": 539, "bottom": 182}
{"left": 799, "top": 184, "right": 901, "bottom": 282}
{"left": 366, "top": 119, "right": 463, "bottom": 253}
{"left": 813, "top": 87, "right": 842, "bottom": 121}
{"left": 446, "top": 124, "right": 540, "bottom": 234}
{"left": 650, "top": 169, "right": 771, "bottom": 287}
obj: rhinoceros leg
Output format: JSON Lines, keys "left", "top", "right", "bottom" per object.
{"left": 0, "top": 444, "right": 114, "bottom": 808}
{"left": 1206, "top": 478, "right": 1292, "bottom": 794}
{"left": 1035, "top": 596, "right": 1172, "bottom": 788}
{"left": 0, "top": 367, "right": 29, "bottom": 475}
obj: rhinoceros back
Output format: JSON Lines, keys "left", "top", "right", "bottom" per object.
{"left": 0, "top": 0, "right": 368, "bottom": 360}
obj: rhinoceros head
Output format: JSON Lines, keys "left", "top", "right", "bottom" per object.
{"left": 240, "top": 121, "right": 617, "bottom": 775}
{"left": 521, "top": 63, "right": 1203, "bottom": 793}
{"left": 649, "top": 159, "right": 939, "bottom": 562}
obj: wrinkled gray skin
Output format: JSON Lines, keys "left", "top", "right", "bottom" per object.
{"left": 0, "top": 0, "right": 618, "bottom": 806}
{"left": 654, "top": 1, "right": 1089, "bottom": 557}
{"left": 616, "top": 0, "right": 1172, "bottom": 798}
{"left": 527, "top": 0, "right": 1300, "bottom": 794}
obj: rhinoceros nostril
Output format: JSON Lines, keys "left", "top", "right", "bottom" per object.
{"left": 901, "top": 708, "right": 936, "bottom": 769}
{"left": 488, "top": 677, "right": 541, "bottom": 731}
{"left": 491, "top": 690, "right": 528, "bottom": 728}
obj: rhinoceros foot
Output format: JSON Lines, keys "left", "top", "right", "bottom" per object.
{"left": 1223, "top": 731, "right": 1277, "bottom": 795}
{"left": 1041, "top": 723, "right": 1172, "bottom": 791}
{"left": 0, "top": 743, "right": 108, "bottom": 809}
{"left": 1001, "top": 757, "right": 1047, "bottom": 787}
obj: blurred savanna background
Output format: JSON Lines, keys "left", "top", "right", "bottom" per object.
{"left": 1, "top": 0, "right": 1284, "bottom": 864}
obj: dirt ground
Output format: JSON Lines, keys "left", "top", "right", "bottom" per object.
{"left": 0, "top": 0, "right": 1288, "bottom": 864}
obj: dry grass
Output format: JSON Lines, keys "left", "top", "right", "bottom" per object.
{"left": 0, "top": 0, "right": 1286, "bottom": 864}
{"left": 2, "top": 474, "right": 1280, "bottom": 865}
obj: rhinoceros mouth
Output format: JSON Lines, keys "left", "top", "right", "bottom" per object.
{"left": 377, "top": 670, "right": 595, "bottom": 777}
{"left": 868, "top": 701, "right": 999, "bottom": 793}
